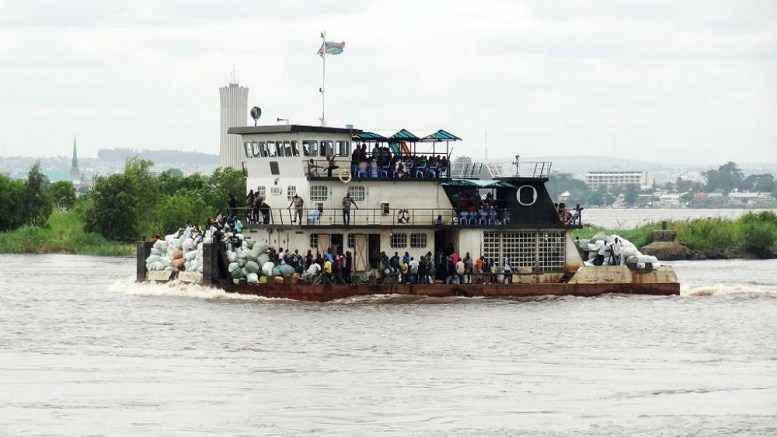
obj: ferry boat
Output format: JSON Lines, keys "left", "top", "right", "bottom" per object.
{"left": 136, "top": 123, "right": 679, "bottom": 300}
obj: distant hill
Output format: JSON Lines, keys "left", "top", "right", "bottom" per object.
{"left": 97, "top": 148, "right": 218, "bottom": 165}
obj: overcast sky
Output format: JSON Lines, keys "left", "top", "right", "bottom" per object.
{"left": 1, "top": 0, "right": 775, "bottom": 163}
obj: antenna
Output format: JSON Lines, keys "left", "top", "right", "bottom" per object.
{"left": 250, "top": 106, "right": 261, "bottom": 126}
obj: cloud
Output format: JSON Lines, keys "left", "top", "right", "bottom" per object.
{"left": 0, "top": 0, "right": 774, "bottom": 165}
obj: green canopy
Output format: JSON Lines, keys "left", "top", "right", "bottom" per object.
{"left": 353, "top": 131, "right": 387, "bottom": 142}
{"left": 389, "top": 128, "right": 419, "bottom": 142}
{"left": 421, "top": 129, "right": 462, "bottom": 142}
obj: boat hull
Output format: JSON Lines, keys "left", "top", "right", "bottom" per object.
{"left": 217, "top": 281, "right": 679, "bottom": 302}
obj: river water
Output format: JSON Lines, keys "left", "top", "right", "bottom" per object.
{"left": 584, "top": 208, "right": 777, "bottom": 229}
{"left": 1, "top": 254, "right": 776, "bottom": 436}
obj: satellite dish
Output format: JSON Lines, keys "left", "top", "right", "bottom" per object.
{"left": 250, "top": 106, "right": 261, "bottom": 126}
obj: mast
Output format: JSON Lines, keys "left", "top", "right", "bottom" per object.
{"left": 320, "top": 31, "right": 327, "bottom": 126}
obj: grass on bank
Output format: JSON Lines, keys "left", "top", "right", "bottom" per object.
{"left": 571, "top": 211, "right": 777, "bottom": 258}
{"left": 0, "top": 209, "right": 134, "bottom": 256}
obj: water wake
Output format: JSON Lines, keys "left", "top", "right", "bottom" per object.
{"left": 109, "top": 278, "right": 273, "bottom": 301}
{"left": 681, "top": 283, "right": 777, "bottom": 297}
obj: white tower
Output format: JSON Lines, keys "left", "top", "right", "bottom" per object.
{"left": 219, "top": 73, "right": 249, "bottom": 169}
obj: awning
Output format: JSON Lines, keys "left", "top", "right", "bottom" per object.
{"left": 353, "top": 131, "right": 387, "bottom": 142}
{"left": 389, "top": 128, "right": 420, "bottom": 142}
{"left": 442, "top": 179, "right": 513, "bottom": 189}
{"left": 421, "top": 129, "right": 461, "bottom": 142}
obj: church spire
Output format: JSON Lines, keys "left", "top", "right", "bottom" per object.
{"left": 70, "top": 136, "right": 80, "bottom": 181}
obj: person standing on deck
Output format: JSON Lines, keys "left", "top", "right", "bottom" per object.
{"left": 342, "top": 193, "right": 358, "bottom": 225}
{"left": 344, "top": 251, "right": 353, "bottom": 284}
{"left": 288, "top": 194, "right": 304, "bottom": 225}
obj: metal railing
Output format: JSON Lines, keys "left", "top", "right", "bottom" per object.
{"left": 229, "top": 207, "right": 512, "bottom": 227}
{"left": 305, "top": 159, "right": 450, "bottom": 180}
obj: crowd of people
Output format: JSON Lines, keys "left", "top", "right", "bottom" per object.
{"left": 451, "top": 191, "right": 509, "bottom": 226}
{"left": 371, "top": 249, "right": 516, "bottom": 285}
{"left": 556, "top": 202, "right": 584, "bottom": 226}
{"left": 345, "top": 144, "right": 450, "bottom": 180}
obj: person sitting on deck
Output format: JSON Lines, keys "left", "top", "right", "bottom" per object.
{"left": 325, "top": 155, "right": 339, "bottom": 178}
{"left": 303, "top": 261, "right": 322, "bottom": 284}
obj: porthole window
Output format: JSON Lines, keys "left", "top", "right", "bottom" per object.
{"left": 516, "top": 185, "right": 538, "bottom": 206}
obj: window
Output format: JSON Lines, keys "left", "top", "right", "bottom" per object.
{"left": 391, "top": 233, "right": 407, "bottom": 248}
{"left": 347, "top": 185, "right": 366, "bottom": 201}
{"left": 319, "top": 140, "right": 334, "bottom": 157}
{"left": 274, "top": 142, "right": 283, "bottom": 157}
{"left": 270, "top": 186, "right": 283, "bottom": 197}
{"left": 310, "top": 185, "right": 328, "bottom": 202}
{"left": 310, "top": 234, "right": 318, "bottom": 248}
{"left": 410, "top": 233, "right": 427, "bottom": 248}
{"left": 291, "top": 141, "right": 300, "bottom": 157}
{"left": 337, "top": 141, "right": 350, "bottom": 157}
{"left": 287, "top": 186, "right": 297, "bottom": 201}
{"left": 347, "top": 234, "right": 355, "bottom": 248}
{"left": 243, "top": 142, "right": 252, "bottom": 158}
{"left": 269, "top": 161, "right": 280, "bottom": 175}
{"left": 259, "top": 142, "right": 269, "bottom": 158}
{"left": 267, "top": 141, "right": 277, "bottom": 157}
{"left": 283, "top": 141, "right": 293, "bottom": 157}
{"left": 255, "top": 186, "right": 266, "bottom": 199}
{"left": 303, "top": 140, "right": 318, "bottom": 157}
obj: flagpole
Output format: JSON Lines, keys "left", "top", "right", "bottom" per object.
{"left": 320, "top": 31, "right": 327, "bottom": 126}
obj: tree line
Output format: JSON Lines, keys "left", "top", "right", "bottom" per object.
{"left": 0, "top": 159, "right": 246, "bottom": 241}
{"left": 548, "top": 161, "right": 777, "bottom": 207}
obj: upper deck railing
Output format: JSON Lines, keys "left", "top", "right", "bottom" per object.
{"left": 306, "top": 158, "right": 450, "bottom": 180}
{"left": 451, "top": 159, "right": 553, "bottom": 179}
{"left": 230, "top": 206, "right": 512, "bottom": 227}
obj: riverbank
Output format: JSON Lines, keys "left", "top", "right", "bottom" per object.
{"left": 572, "top": 211, "right": 777, "bottom": 260}
{"left": 0, "top": 209, "right": 134, "bottom": 256}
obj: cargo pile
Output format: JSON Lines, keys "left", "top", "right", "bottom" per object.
{"left": 578, "top": 233, "right": 661, "bottom": 269}
{"left": 225, "top": 238, "right": 296, "bottom": 285}
{"left": 145, "top": 226, "right": 206, "bottom": 274}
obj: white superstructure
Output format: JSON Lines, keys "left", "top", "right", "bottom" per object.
{"left": 219, "top": 81, "right": 249, "bottom": 169}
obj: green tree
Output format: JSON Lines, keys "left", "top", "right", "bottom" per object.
{"left": 85, "top": 173, "right": 140, "bottom": 241}
{"left": 0, "top": 174, "right": 26, "bottom": 231}
{"left": 152, "top": 193, "right": 213, "bottom": 235}
{"left": 49, "top": 181, "right": 77, "bottom": 209}
{"left": 206, "top": 167, "right": 246, "bottom": 214}
{"left": 703, "top": 161, "right": 743, "bottom": 193}
{"left": 22, "top": 163, "right": 53, "bottom": 226}
{"left": 623, "top": 184, "right": 640, "bottom": 207}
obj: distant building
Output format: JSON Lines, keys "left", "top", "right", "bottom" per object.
{"left": 219, "top": 79, "right": 249, "bottom": 169}
{"left": 585, "top": 170, "right": 654, "bottom": 190}
{"left": 70, "top": 137, "right": 80, "bottom": 182}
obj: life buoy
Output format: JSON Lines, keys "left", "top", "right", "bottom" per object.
{"left": 337, "top": 168, "right": 352, "bottom": 184}
{"left": 397, "top": 209, "right": 410, "bottom": 224}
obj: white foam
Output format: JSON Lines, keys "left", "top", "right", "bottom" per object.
{"left": 109, "top": 277, "right": 272, "bottom": 301}
{"left": 681, "top": 283, "right": 777, "bottom": 297}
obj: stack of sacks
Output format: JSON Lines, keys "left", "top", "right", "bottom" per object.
{"left": 146, "top": 226, "right": 206, "bottom": 274}
{"left": 146, "top": 239, "right": 171, "bottom": 271}
{"left": 226, "top": 239, "right": 274, "bottom": 285}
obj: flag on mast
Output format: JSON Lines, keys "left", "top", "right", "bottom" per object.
{"left": 318, "top": 41, "right": 345, "bottom": 56}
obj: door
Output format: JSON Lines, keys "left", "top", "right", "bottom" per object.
{"left": 368, "top": 234, "right": 381, "bottom": 269}
{"left": 354, "top": 234, "right": 368, "bottom": 272}
{"left": 331, "top": 233, "right": 344, "bottom": 255}
{"left": 318, "top": 233, "right": 330, "bottom": 255}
